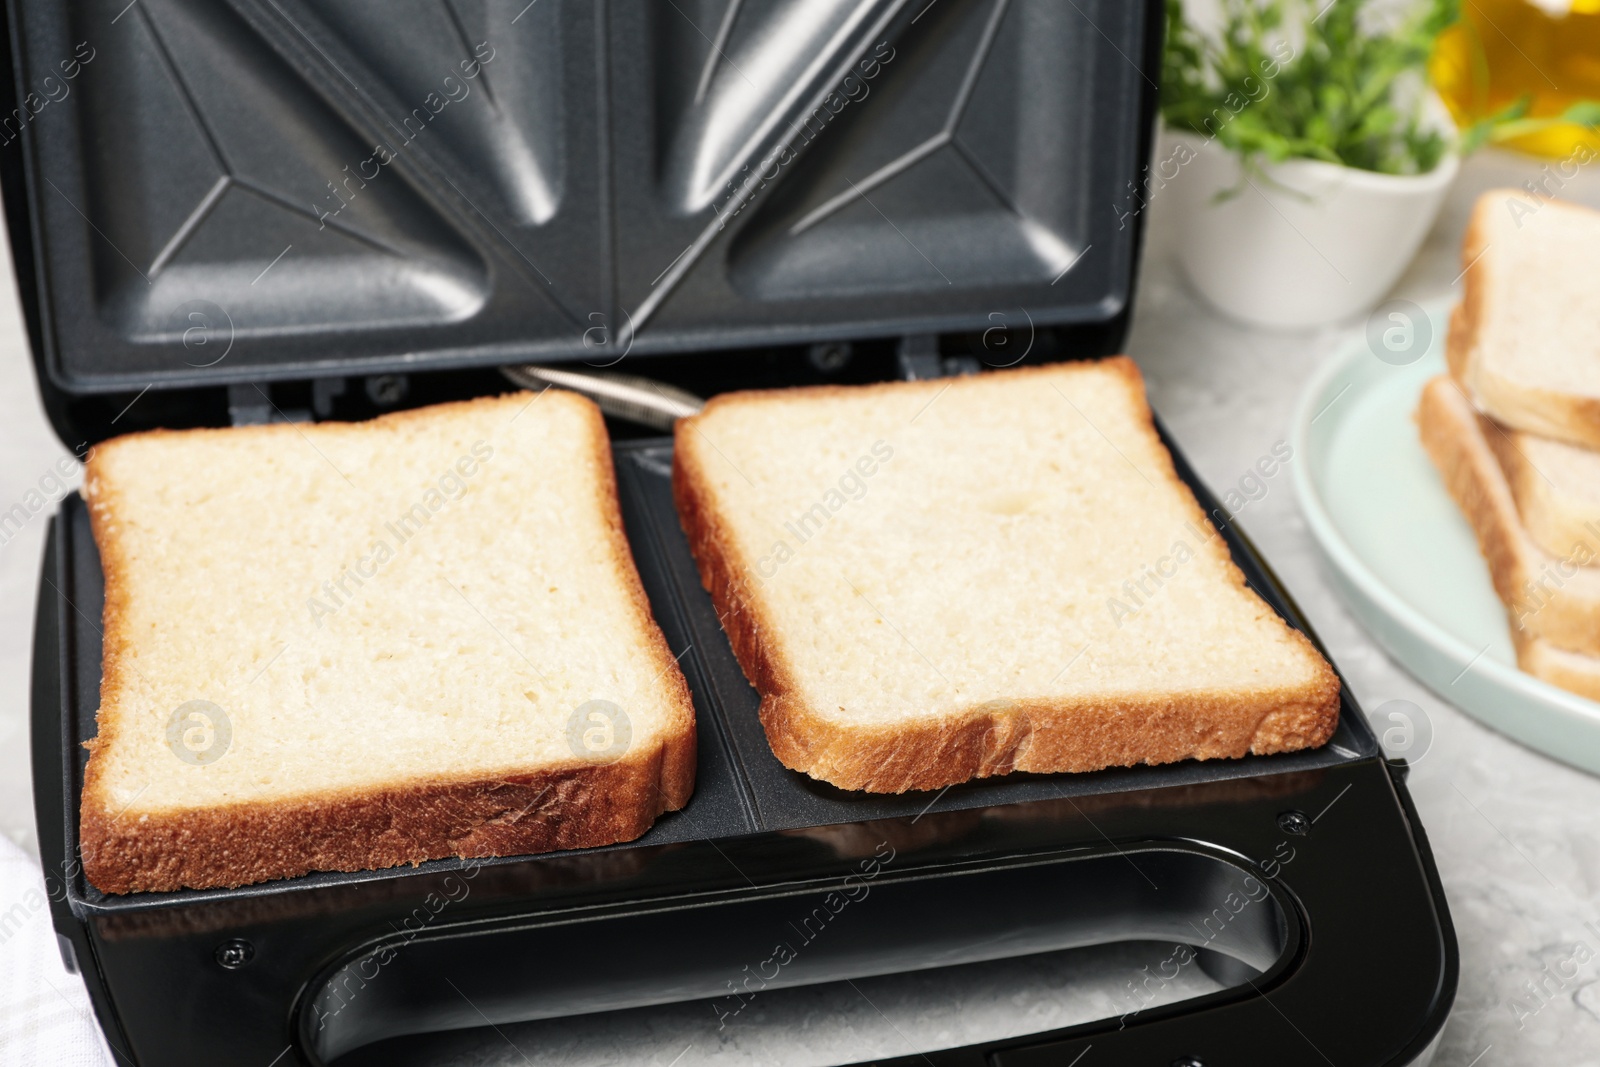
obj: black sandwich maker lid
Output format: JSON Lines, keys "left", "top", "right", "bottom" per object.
{"left": 7, "top": 1, "right": 1456, "bottom": 1065}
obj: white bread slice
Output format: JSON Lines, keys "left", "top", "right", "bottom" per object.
{"left": 80, "top": 391, "right": 695, "bottom": 894}
{"left": 1511, "top": 624, "right": 1600, "bottom": 702}
{"left": 1417, "top": 375, "right": 1600, "bottom": 660}
{"left": 1449, "top": 191, "right": 1600, "bottom": 448}
{"left": 1482, "top": 418, "right": 1600, "bottom": 562}
{"left": 673, "top": 358, "right": 1340, "bottom": 793}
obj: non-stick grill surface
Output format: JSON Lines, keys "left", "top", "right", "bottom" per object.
{"left": 51, "top": 429, "right": 1375, "bottom": 913}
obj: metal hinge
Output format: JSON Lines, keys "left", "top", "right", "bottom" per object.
{"left": 501, "top": 365, "right": 705, "bottom": 431}
{"left": 897, "top": 333, "right": 979, "bottom": 380}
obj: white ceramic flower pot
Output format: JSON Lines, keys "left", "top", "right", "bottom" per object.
{"left": 1163, "top": 131, "right": 1459, "bottom": 329}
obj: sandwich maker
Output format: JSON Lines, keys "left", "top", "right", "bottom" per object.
{"left": 8, "top": 0, "right": 1456, "bottom": 1063}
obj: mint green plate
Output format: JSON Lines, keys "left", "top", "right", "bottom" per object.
{"left": 1291, "top": 301, "right": 1600, "bottom": 775}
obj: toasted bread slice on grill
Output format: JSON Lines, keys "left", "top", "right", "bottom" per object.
{"left": 80, "top": 390, "right": 695, "bottom": 893}
{"left": 673, "top": 358, "right": 1339, "bottom": 793}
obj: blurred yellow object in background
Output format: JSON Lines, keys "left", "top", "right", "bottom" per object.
{"left": 1432, "top": 0, "right": 1600, "bottom": 157}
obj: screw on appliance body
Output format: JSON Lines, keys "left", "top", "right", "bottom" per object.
{"left": 1277, "top": 810, "right": 1312, "bottom": 836}
{"left": 215, "top": 939, "right": 254, "bottom": 969}
{"left": 365, "top": 374, "right": 409, "bottom": 406}
{"left": 1171, "top": 1057, "right": 1205, "bottom": 1067}
{"left": 807, "top": 341, "right": 853, "bottom": 373}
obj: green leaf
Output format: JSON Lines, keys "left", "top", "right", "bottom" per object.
{"left": 1160, "top": 0, "right": 1461, "bottom": 174}
{"left": 1560, "top": 100, "right": 1600, "bottom": 128}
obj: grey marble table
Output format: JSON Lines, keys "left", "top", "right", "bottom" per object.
{"left": 1, "top": 147, "right": 1594, "bottom": 1065}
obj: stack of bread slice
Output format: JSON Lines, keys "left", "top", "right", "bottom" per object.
{"left": 1419, "top": 191, "right": 1600, "bottom": 699}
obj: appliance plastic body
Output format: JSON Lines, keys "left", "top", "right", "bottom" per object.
{"left": 3, "top": 0, "right": 1154, "bottom": 447}
{"left": 9, "top": 1, "right": 1457, "bottom": 1063}
{"left": 31, "top": 436, "right": 1457, "bottom": 1066}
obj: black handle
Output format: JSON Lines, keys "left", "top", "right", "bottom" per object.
{"left": 843, "top": 761, "right": 1455, "bottom": 1067}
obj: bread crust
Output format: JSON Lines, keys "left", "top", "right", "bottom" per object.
{"left": 1451, "top": 191, "right": 1600, "bottom": 449}
{"left": 1475, "top": 362, "right": 1600, "bottom": 451}
{"left": 1417, "top": 375, "right": 1600, "bottom": 657}
{"left": 673, "top": 358, "right": 1340, "bottom": 793}
{"left": 1510, "top": 620, "right": 1600, "bottom": 702}
{"left": 1484, "top": 422, "right": 1600, "bottom": 563}
{"left": 1446, "top": 196, "right": 1493, "bottom": 388}
{"left": 80, "top": 391, "right": 696, "bottom": 894}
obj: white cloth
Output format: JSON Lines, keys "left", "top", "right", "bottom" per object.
{"left": 0, "top": 834, "right": 114, "bottom": 1066}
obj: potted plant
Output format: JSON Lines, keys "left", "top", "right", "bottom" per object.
{"left": 1157, "top": 0, "right": 1461, "bottom": 328}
